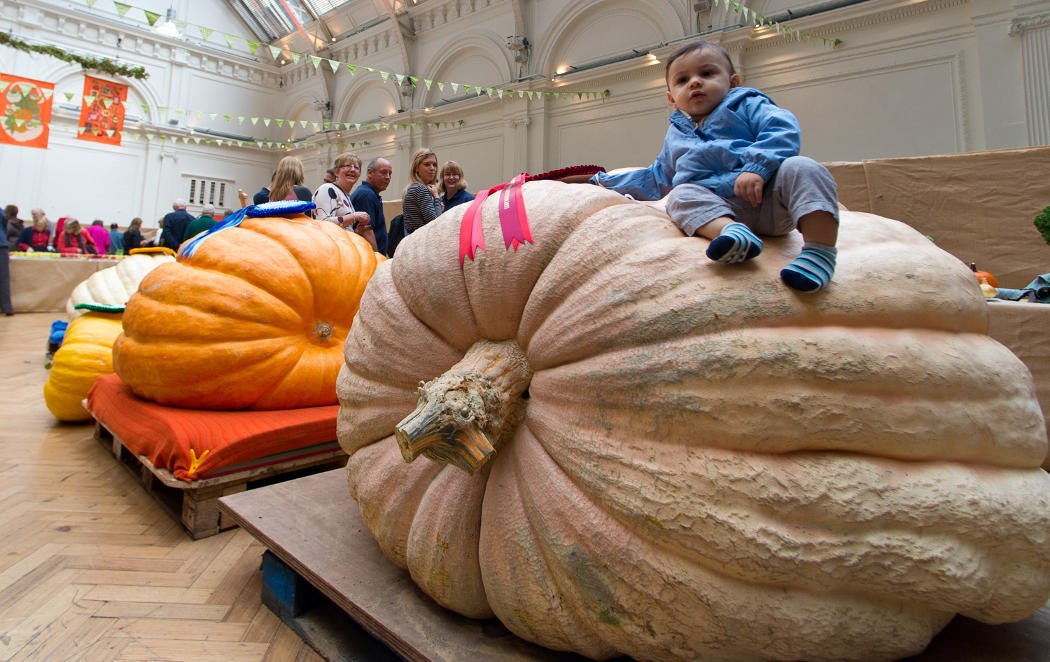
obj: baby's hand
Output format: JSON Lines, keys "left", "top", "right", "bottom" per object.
{"left": 734, "top": 172, "right": 766, "bottom": 207}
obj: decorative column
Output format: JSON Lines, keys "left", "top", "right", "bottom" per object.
{"left": 1010, "top": 14, "right": 1050, "bottom": 146}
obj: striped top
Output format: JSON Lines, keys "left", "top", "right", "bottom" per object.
{"left": 402, "top": 183, "right": 444, "bottom": 234}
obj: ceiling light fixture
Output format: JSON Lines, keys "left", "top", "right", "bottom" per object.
{"left": 154, "top": 7, "right": 180, "bottom": 38}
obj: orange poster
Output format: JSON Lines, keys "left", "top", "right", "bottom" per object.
{"left": 0, "top": 74, "right": 54, "bottom": 149}
{"left": 78, "top": 76, "right": 127, "bottom": 146}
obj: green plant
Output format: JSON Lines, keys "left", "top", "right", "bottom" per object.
{"left": 1034, "top": 205, "right": 1050, "bottom": 245}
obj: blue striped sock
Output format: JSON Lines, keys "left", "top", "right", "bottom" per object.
{"left": 781, "top": 242, "right": 837, "bottom": 292}
{"left": 706, "top": 222, "right": 763, "bottom": 264}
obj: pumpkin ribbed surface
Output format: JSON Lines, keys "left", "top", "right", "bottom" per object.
{"left": 66, "top": 252, "right": 175, "bottom": 318}
{"left": 44, "top": 312, "right": 124, "bottom": 421}
{"left": 114, "top": 214, "right": 377, "bottom": 410}
{"left": 335, "top": 181, "right": 1050, "bottom": 662}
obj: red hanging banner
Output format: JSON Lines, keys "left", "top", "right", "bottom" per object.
{"left": 0, "top": 74, "right": 54, "bottom": 150}
{"left": 78, "top": 76, "right": 127, "bottom": 146}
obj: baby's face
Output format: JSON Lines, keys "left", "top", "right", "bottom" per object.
{"left": 666, "top": 48, "right": 740, "bottom": 122}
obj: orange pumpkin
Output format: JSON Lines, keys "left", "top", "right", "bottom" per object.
{"left": 114, "top": 214, "right": 377, "bottom": 409}
{"left": 970, "top": 263, "right": 998, "bottom": 287}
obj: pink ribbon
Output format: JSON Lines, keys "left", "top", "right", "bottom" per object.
{"left": 458, "top": 189, "right": 490, "bottom": 264}
{"left": 498, "top": 174, "right": 532, "bottom": 250}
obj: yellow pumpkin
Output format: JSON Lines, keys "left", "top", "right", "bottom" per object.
{"left": 44, "top": 312, "right": 124, "bottom": 421}
{"left": 336, "top": 181, "right": 1050, "bottom": 661}
{"left": 114, "top": 213, "right": 377, "bottom": 410}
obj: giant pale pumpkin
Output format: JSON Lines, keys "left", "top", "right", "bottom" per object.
{"left": 336, "top": 180, "right": 1050, "bottom": 662}
{"left": 44, "top": 311, "right": 123, "bottom": 421}
{"left": 114, "top": 213, "right": 377, "bottom": 410}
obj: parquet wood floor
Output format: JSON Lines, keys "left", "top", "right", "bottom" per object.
{"left": 0, "top": 313, "right": 324, "bottom": 661}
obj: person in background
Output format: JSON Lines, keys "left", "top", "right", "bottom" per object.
{"left": 439, "top": 161, "right": 475, "bottom": 211}
{"left": 55, "top": 219, "right": 99, "bottom": 255}
{"left": 108, "top": 223, "right": 124, "bottom": 254}
{"left": 349, "top": 157, "right": 392, "bottom": 255}
{"left": 253, "top": 172, "right": 275, "bottom": 205}
{"left": 4, "top": 206, "right": 23, "bottom": 245}
{"left": 86, "top": 220, "right": 111, "bottom": 254}
{"left": 184, "top": 204, "right": 218, "bottom": 242}
{"left": 269, "top": 156, "right": 312, "bottom": 202}
{"left": 123, "top": 218, "right": 144, "bottom": 252}
{"left": 32, "top": 209, "right": 55, "bottom": 244}
{"left": 17, "top": 215, "right": 51, "bottom": 251}
{"left": 0, "top": 207, "right": 11, "bottom": 315}
{"left": 402, "top": 148, "right": 443, "bottom": 234}
{"left": 322, "top": 169, "right": 336, "bottom": 185}
{"left": 312, "top": 152, "right": 376, "bottom": 250}
{"left": 159, "top": 199, "right": 194, "bottom": 251}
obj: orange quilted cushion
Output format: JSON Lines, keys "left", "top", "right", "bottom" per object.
{"left": 86, "top": 373, "right": 339, "bottom": 481}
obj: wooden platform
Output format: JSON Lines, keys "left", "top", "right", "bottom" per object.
{"left": 219, "top": 468, "right": 1050, "bottom": 662}
{"left": 94, "top": 420, "right": 347, "bottom": 539}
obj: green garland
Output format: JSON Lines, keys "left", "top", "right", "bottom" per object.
{"left": 0, "top": 32, "right": 149, "bottom": 80}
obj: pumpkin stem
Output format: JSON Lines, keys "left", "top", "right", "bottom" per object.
{"left": 395, "top": 339, "right": 531, "bottom": 474}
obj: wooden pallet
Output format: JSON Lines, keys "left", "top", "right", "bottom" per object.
{"left": 219, "top": 468, "right": 610, "bottom": 662}
{"left": 94, "top": 421, "right": 347, "bottom": 539}
{"left": 220, "top": 469, "right": 1050, "bottom": 662}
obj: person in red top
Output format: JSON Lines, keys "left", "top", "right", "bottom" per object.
{"left": 54, "top": 219, "right": 99, "bottom": 255}
{"left": 17, "top": 215, "right": 51, "bottom": 251}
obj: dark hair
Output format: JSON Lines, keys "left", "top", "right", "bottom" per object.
{"left": 110, "top": 222, "right": 118, "bottom": 229}
{"left": 664, "top": 41, "right": 735, "bottom": 84}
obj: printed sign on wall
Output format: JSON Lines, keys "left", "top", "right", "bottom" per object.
{"left": 78, "top": 75, "right": 128, "bottom": 146}
{"left": 0, "top": 74, "right": 54, "bottom": 149}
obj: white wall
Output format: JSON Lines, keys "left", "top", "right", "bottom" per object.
{"left": 3, "top": 0, "right": 1048, "bottom": 229}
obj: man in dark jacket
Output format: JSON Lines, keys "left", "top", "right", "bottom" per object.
{"left": 159, "top": 199, "right": 194, "bottom": 251}
{"left": 349, "top": 158, "right": 392, "bottom": 255}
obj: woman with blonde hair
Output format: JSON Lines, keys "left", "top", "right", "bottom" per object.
{"left": 312, "top": 152, "right": 376, "bottom": 249}
{"left": 269, "top": 156, "right": 312, "bottom": 202}
{"left": 438, "top": 160, "right": 474, "bottom": 211}
{"left": 402, "top": 147, "right": 444, "bottom": 234}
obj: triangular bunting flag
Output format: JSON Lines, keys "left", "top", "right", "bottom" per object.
{"left": 409, "top": 76, "right": 418, "bottom": 86}
{"left": 238, "top": 115, "right": 246, "bottom": 124}
{"left": 140, "top": 102, "right": 149, "bottom": 113}
{"left": 144, "top": 10, "right": 161, "bottom": 26}
{"left": 451, "top": 82, "right": 459, "bottom": 94}
{"left": 209, "top": 113, "right": 216, "bottom": 120}
{"left": 497, "top": 89, "right": 504, "bottom": 99}
{"left": 527, "top": 90, "right": 534, "bottom": 100}
{"left": 290, "top": 52, "right": 301, "bottom": 64}
{"left": 65, "top": 92, "right": 76, "bottom": 102}
{"left": 323, "top": 122, "right": 330, "bottom": 130}
{"left": 174, "top": 20, "right": 188, "bottom": 33}
{"left": 437, "top": 81, "right": 445, "bottom": 91}
{"left": 225, "top": 33, "right": 238, "bottom": 49}
{"left": 269, "top": 46, "right": 282, "bottom": 61}
{"left": 14, "top": 118, "right": 26, "bottom": 129}
{"left": 83, "top": 94, "right": 96, "bottom": 105}
{"left": 158, "top": 105, "right": 167, "bottom": 113}
{"left": 395, "top": 74, "right": 405, "bottom": 85}
{"left": 299, "top": 120, "right": 307, "bottom": 128}
{"left": 380, "top": 71, "right": 390, "bottom": 82}
{"left": 263, "top": 118, "right": 271, "bottom": 127}
{"left": 487, "top": 88, "right": 495, "bottom": 97}
{"left": 247, "top": 40, "right": 261, "bottom": 55}
{"left": 346, "top": 64, "right": 357, "bottom": 75}
{"left": 276, "top": 119, "right": 284, "bottom": 127}
{"left": 310, "top": 55, "right": 321, "bottom": 69}
{"left": 199, "top": 26, "right": 214, "bottom": 41}
{"left": 250, "top": 117, "right": 259, "bottom": 125}
{"left": 193, "top": 137, "right": 201, "bottom": 144}
{"left": 204, "top": 139, "right": 212, "bottom": 144}
{"left": 86, "top": 0, "right": 97, "bottom": 7}
{"left": 113, "top": 1, "right": 131, "bottom": 17}
{"left": 327, "top": 59, "right": 339, "bottom": 73}
{"left": 193, "top": 111, "right": 201, "bottom": 120}
{"left": 216, "top": 139, "right": 224, "bottom": 146}
{"left": 224, "top": 114, "right": 231, "bottom": 122}
{"left": 424, "top": 79, "right": 432, "bottom": 90}
{"left": 354, "top": 123, "right": 361, "bottom": 130}
{"left": 101, "top": 97, "right": 114, "bottom": 108}
{"left": 312, "top": 122, "right": 319, "bottom": 130}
